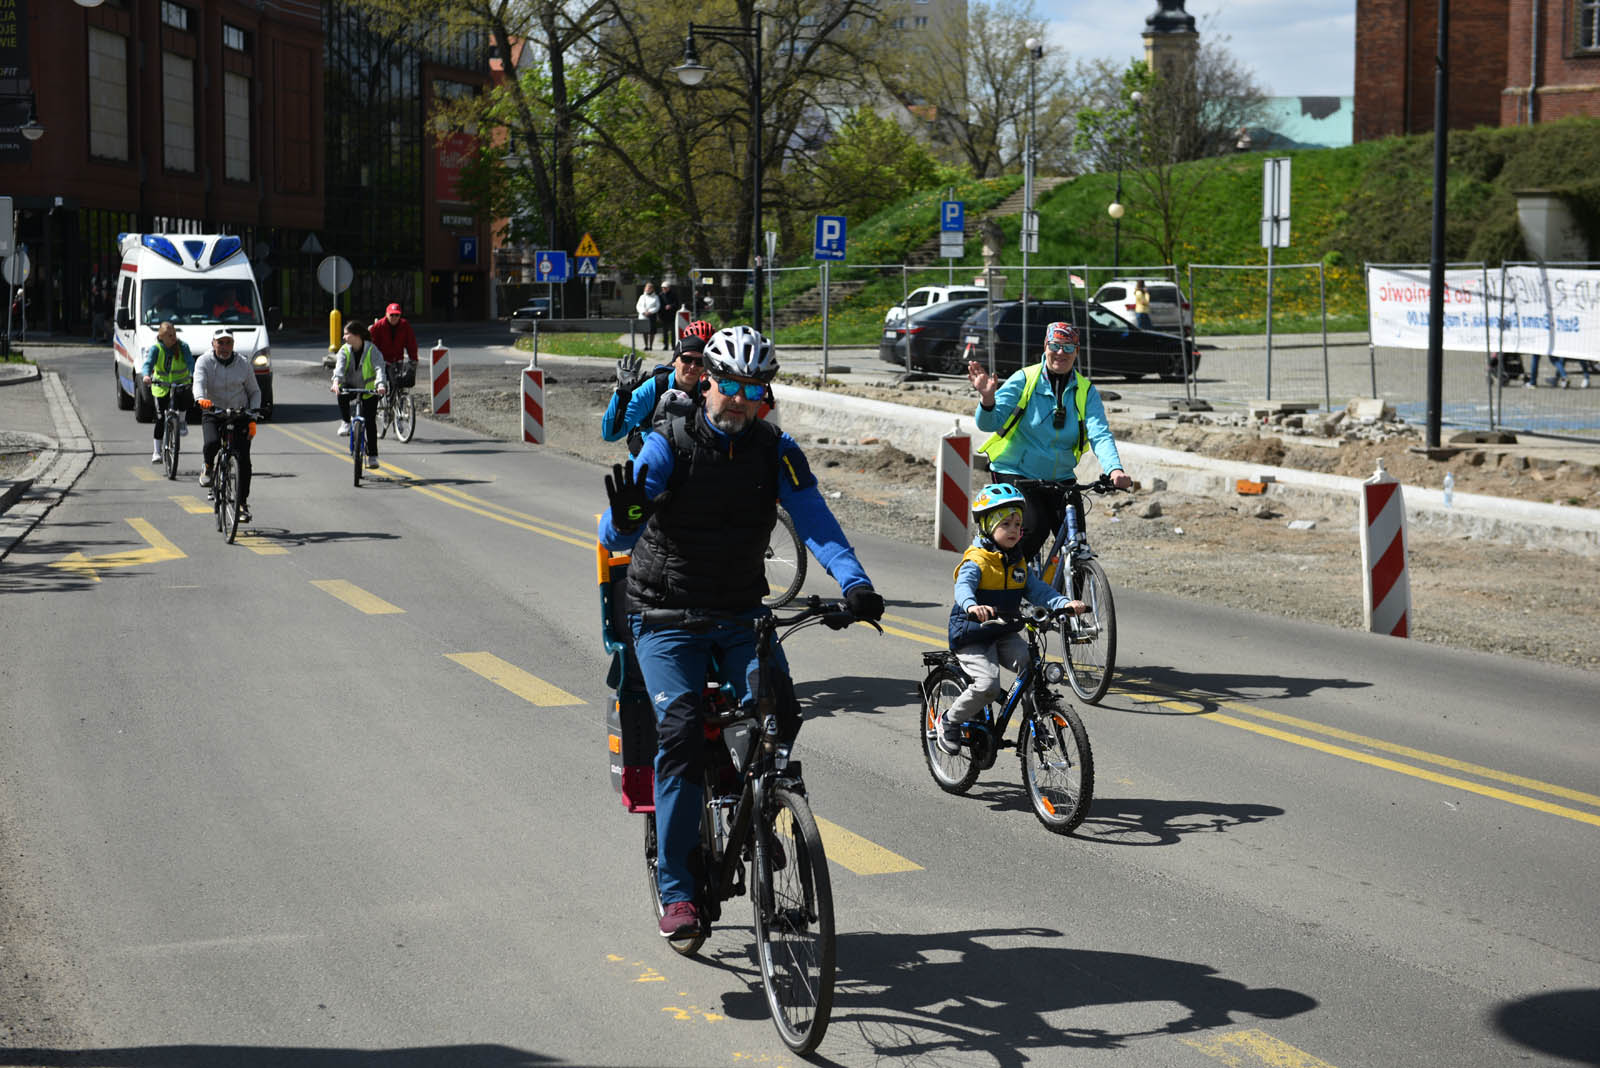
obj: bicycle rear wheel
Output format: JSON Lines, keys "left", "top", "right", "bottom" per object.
{"left": 644, "top": 813, "right": 706, "bottom": 957}
{"left": 752, "top": 785, "right": 834, "bottom": 1055}
{"left": 351, "top": 419, "right": 364, "bottom": 487}
{"left": 395, "top": 391, "right": 416, "bottom": 442}
{"left": 761, "top": 508, "right": 806, "bottom": 609}
{"left": 920, "top": 666, "right": 979, "bottom": 794}
{"left": 161, "top": 414, "right": 180, "bottom": 480}
{"left": 219, "top": 455, "right": 241, "bottom": 544}
{"left": 1065, "top": 559, "right": 1117, "bottom": 704}
{"left": 378, "top": 398, "right": 392, "bottom": 439}
{"left": 1020, "top": 698, "right": 1094, "bottom": 835}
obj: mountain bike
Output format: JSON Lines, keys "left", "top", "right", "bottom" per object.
{"left": 919, "top": 604, "right": 1095, "bottom": 835}
{"left": 1010, "top": 473, "right": 1128, "bottom": 704}
{"left": 207, "top": 407, "right": 254, "bottom": 544}
{"left": 640, "top": 597, "right": 880, "bottom": 1054}
{"left": 377, "top": 361, "right": 417, "bottom": 443}
{"left": 762, "top": 506, "right": 807, "bottom": 608}
{"left": 338, "top": 387, "right": 374, "bottom": 487}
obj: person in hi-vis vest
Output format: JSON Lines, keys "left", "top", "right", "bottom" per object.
{"left": 967, "top": 321, "right": 1132, "bottom": 562}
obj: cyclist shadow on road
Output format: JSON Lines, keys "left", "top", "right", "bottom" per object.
{"left": 814, "top": 927, "right": 1317, "bottom": 1066}
{"left": 793, "top": 673, "right": 922, "bottom": 720}
{"left": 1118, "top": 665, "right": 1373, "bottom": 704}
{"left": 1075, "top": 797, "right": 1284, "bottom": 846}
{"left": 239, "top": 528, "right": 401, "bottom": 547}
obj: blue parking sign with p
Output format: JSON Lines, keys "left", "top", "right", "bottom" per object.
{"left": 941, "top": 201, "right": 964, "bottom": 232}
{"left": 813, "top": 215, "right": 846, "bottom": 261}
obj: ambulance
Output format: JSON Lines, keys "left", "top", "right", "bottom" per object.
{"left": 111, "top": 233, "right": 273, "bottom": 420}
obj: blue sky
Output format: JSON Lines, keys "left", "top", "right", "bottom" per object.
{"left": 1039, "top": 0, "right": 1357, "bottom": 97}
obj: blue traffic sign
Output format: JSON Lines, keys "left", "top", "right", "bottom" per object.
{"left": 940, "top": 200, "right": 964, "bottom": 232}
{"left": 813, "top": 216, "right": 847, "bottom": 261}
{"left": 575, "top": 255, "right": 599, "bottom": 278}
{"left": 458, "top": 236, "right": 479, "bottom": 264}
{"left": 534, "top": 250, "right": 569, "bottom": 283}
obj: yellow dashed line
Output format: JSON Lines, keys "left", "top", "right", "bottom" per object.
{"left": 1183, "top": 1027, "right": 1339, "bottom": 1067}
{"left": 310, "top": 579, "right": 404, "bottom": 615}
{"left": 445, "top": 652, "right": 583, "bottom": 706}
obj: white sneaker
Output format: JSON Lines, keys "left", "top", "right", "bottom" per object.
{"left": 151, "top": 444, "right": 162, "bottom": 462}
{"left": 198, "top": 468, "right": 212, "bottom": 488}
{"left": 1557, "top": 378, "right": 1570, "bottom": 389}
{"left": 937, "top": 712, "right": 963, "bottom": 755}
{"left": 178, "top": 421, "right": 188, "bottom": 436}
{"left": 1583, "top": 376, "right": 1592, "bottom": 389}
{"left": 337, "top": 421, "right": 351, "bottom": 436}
{"left": 366, "top": 456, "right": 379, "bottom": 469}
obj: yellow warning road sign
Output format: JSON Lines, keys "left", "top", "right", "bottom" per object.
{"left": 575, "top": 233, "right": 599, "bottom": 258}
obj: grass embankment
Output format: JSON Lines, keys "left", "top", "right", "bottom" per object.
{"left": 763, "top": 118, "right": 1600, "bottom": 343}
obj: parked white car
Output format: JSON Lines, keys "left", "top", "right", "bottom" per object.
{"left": 1091, "top": 278, "right": 1193, "bottom": 333}
{"left": 884, "top": 284, "right": 989, "bottom": 325}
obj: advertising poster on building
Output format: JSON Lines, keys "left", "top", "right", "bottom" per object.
{"left": 434, "top": 131, "right": 475, "bottom": 203}
{"left": 0, "top": 0, "right": 32, "bottom": 163}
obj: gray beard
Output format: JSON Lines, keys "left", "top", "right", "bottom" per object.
{"left": 708, "top": 407, "right": 749, "bottom": 434}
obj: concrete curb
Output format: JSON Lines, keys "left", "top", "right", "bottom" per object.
{"left": 0, "top": 362, "right": 41, "bottom": 386}
{"left": 0, "top": 372, "right": 95, "bottom": 562}
{"left": 771, "top": 383, "right": 1600, "bottom": 557}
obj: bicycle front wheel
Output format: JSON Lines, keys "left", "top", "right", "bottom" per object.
{"left": 219, "top": 455, "right": 241, "bottom": 544}
{"left": 161, "top": 415, "right": 180, "bottom": 480}
{"left": 1065, "top": 559, "right": 1117, "bottom": 704}
{"left": 1020, "top": 699, "right": 1094, "bottom": 835}
{"left": 920, "top": 666, "right": 979, "bottom": 794}
{"left": 752, "top": 785, "right": 834, "bottom": 1054}
{"left": 378, "top": 398, "right": 392, "bottom": 439}
{"left": 395, "top": 391, "right": 416, "bottom": 443}
{"left": 352, "top": 420, "right": 364, "bottom": 487}
{"left": 761, "top": 508, "right": 807, "bottom": 609}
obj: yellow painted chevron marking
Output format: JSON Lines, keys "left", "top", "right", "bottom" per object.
{"left": 169, "top": 494, "right": 212, "bottom": 515}
{"left": 1183, "top": 1028, "right": 1339, "bottom": 1067}
{"left": 129, "top": 465, "right": 162, "bottom": 482}
{"left": 813, "top": 816, "right": 922, "bottom": 875}
{"left": 49, "top": 518, "right": 186, "bottom": 581}
{"left": 445, "top": 652, "right": 583, "bottom": 707}
{"left": 310, "top": 579, "right": 403, "bottom": 615}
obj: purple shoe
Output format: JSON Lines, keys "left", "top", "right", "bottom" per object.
{"left": 658, "top": 900, "right": 700, "bottom": 940}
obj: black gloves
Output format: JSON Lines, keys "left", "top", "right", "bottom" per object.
{"left": 605, "top": 460, "right": 654, "bottom": 534}
{"left": 615, "top": 353, "right": 644, "bottom": 396}
{"left": 845, "top": 584, "right": 885, "bottom": 622}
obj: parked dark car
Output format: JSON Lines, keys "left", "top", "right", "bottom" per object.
{"left": 878, "top": 298, "right": 989, "bottom": 372}
{"left": 961, "top": 299, "right": 1200, "bottom": 381}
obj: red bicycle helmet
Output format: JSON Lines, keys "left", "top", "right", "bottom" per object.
{"left": 674, "top": 319, "right": 716, "bottom": 355}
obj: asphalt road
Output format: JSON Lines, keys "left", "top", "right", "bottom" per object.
{"left": 0, "top": 346, "right": 1596, "bottom": 1067}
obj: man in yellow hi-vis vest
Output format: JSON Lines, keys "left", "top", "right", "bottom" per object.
{"left": 967, "top": 321, "right": 1132, "bottom": 562}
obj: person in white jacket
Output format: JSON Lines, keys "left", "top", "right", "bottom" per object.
{"left": 635, "top": 282, "right": 662, "bottom": 351}
{"left": 193, "top": 328, "right": 262, "bottom": 520}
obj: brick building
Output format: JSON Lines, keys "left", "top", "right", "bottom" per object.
{"left": 1355, "top": 0, "right": 1600, "bottom": 141}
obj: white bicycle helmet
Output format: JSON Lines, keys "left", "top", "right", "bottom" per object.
{"left": 703, "top": 325, "right": 779, "bottom": 383}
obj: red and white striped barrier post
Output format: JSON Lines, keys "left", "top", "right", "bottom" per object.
{"left": 674, "top": 307, "right": 691, "bottom": 345}
{"left": 1360, "top": 459, "right": 1411, "bottom": 637}
{"left": 521, "top": 360, "right": 545, "bottom": 445}
{"left": 935, "top": 420, "right": 973, "bottom": 552}
{"left": 429, "top": 339, "right": 451, "bottom": 415}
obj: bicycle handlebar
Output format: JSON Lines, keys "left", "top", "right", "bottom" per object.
{"left": 1008, "top": 473, "right": 1127, "bottom": 495}
{"left": 638, "top": 595, "right": 883, "bottom": 636}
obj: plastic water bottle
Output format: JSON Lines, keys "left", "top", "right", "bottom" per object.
{"left": 1442, "top": 472, "right": 1455, "bottom": 508}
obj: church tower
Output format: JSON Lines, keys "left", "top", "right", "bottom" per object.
{"left": 1142, "top": 0, "right": 1199, "bottom": 81}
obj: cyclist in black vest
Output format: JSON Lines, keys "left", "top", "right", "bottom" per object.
{"left": 602, "top": 320, "right": 716, "bottom": 455}
{"left": 598, "top": 325, "right": 885, "bottom": 942}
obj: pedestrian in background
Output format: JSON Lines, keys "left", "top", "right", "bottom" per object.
{"left": 636, "top": 282, "right": 662, "bottom": 351}
{"left": 657, "top": 283, "right": 679, "bottom": 348}
{"left": 1133, "top": 280, "right": 1153, "bottom": 328}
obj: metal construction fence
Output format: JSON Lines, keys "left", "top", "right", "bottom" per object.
{"left": 1363, "top": 261, "right": 1600, "bottom": 441}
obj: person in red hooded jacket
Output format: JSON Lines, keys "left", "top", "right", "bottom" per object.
{"left": 369, "top": 302, "right": 419, "bottom": 379}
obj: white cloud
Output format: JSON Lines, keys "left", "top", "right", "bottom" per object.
{"left": 1036, "top": 0, "right": 1355, "bottom": 97}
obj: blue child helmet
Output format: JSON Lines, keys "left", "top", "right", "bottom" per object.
{"left": 971, "top": 483, "right": 1025, "bottom": 533}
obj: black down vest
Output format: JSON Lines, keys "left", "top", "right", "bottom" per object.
{"left": 627, "top": 411, "right": 781, "bottom": 612}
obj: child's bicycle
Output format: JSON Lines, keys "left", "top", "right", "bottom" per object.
{"left": 918, "top": 604, "right": 1095, "bottom": 835}
{"left": 1011, "top": 472, "right": 1130, "bottom": 704}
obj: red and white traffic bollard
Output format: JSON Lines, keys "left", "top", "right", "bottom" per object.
{"left": 522, "top": 361, "right": 545, "bottom": 445}
{"left": 1359, "top": 459, "right": 1411, "bottom": 637}
{"left": 935, "top": 420, "right": 973, "bottom": 552}
{"left": 429, "top": 339, "right": 451, "bottom": 415}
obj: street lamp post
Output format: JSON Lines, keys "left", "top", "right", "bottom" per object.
{"left": 1021, "top": 37, "right": 1042, "bottom": 351}
{"left": 1107, "top": 90, "right": 1139, "bottom": 273}
{"left": 674, "top": 16, "right": 764, "bottom": 334}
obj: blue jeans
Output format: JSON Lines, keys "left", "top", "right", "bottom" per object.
{"left": 630, "top": 611, "right": 790, "bottom": 905}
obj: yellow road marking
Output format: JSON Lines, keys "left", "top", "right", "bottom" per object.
{"left": 236, "top": 535, "right": 288, "bottom": 556}
{"left": 1183, "top": 1028, "right": 1339, "bottom": 1067}
{"left": 1204, "top": 711, "right": 1600, "bottom": 827}
{"left": 310, "top": 579, "right": 403, "bottom": 615}
{"left": 130, "top": 465, "right": 161, "bottom": 482}
{"left": 1212, "top": 699, "right": 1600, "bottom": 808}
{"left": 813, "top": 816, "right": 923, "bottom": 875}
{"left": 445, "top": 652, "right": 583, "bottom": 706}
{"left": 169, "top": 494, "right": 212, "bottom": 515}
{"left": 49, "top": 518, "right": 186, "bottom": 581}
